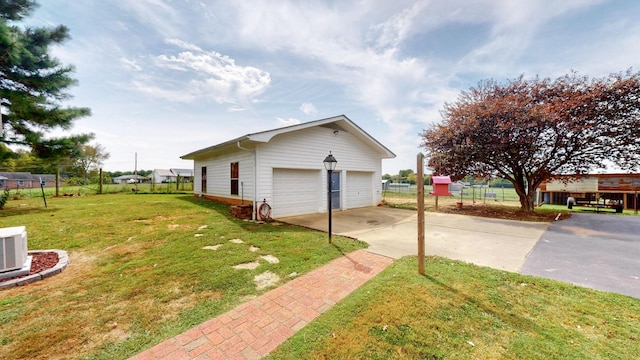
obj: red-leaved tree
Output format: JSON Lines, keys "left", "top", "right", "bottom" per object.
{"left": 421, "top": 71, "right": 640, "bottom": 213}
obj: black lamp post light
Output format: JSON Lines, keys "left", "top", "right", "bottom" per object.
{"left": 323, "top": 152, "right": 337, "bottom": 243}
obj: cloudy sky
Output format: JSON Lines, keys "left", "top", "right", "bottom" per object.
{"left": 27, "top": 0, "right": 640, "bottom": 174}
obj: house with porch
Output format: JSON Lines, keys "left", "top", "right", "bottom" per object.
{"left": 538, "top": 173, "right": 640, "bottom": 210}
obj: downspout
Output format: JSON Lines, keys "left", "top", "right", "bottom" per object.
{"left": 237, "top": 141, "right": 257, "bottom": 220}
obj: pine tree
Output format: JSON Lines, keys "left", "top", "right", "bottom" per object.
{"left": 0, "top": 0, "right": 92, "bottom": 160}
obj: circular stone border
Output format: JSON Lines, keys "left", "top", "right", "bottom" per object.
{"left": 0, "top": 250, "right": 69, "bottom": 289}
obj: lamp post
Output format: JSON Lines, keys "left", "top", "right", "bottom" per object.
{"left": 323, "top": 152, "right": 337, "bottom": 243}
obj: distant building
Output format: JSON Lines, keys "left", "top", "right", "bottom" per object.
{"left": 0, "top": 172, "right": 56, "bottom": 189}
{"left": 538, "top": 174, "right": 640, "bottom": 210}
{"left": 152, "top": 168, "right": 194, "bottom": 183}
{"left": 152, "top": 169, "right": 175, "bottom": 183}
{"left": 170, "top": 168, "right": 193, "bottom": 182}
{"left": 113, "top": 174, "right": 150, "bottom": 184}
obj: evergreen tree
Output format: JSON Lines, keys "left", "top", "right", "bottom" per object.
{"left": 0, "top": 0, "right": 92, "bottom": 160}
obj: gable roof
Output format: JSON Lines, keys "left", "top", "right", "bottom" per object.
{"left": 153, "top": 169, "right": 174, "bottom": 177}
{"left": 170, "top": 168, "right": 193, "bottom": 176}
{"left": 181, "top": 115, "right": 396, "bottom": 160}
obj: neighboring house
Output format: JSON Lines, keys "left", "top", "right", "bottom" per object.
{"left": 152, "top": 168, "right": 194, "bottom": 183}
{"left": 0, "top": 172, "right": 55, "bottom": 189}
{"left": 113, "top": 174, "right": 150, "bottom": 184}
{"left": 181, "top": 115, "right": 396, "bottom": 218}
{"left": 152, "top": 169, "right": 175, "bottom": 183}
{"left": 171, "top": 168, "right": 193, "bottom": 182}
{"left": 538, "top": 173, "right": 640, "bottom": 210}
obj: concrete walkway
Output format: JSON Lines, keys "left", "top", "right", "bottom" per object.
{"left": 129, "top": 250, "right": 393, "bottom": 360}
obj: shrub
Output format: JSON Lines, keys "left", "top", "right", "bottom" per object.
{"left": 0, "top": 188, "right": 9, "bottom": 209}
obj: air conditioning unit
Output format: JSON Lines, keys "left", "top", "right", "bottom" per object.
{"left": 0, "top": 226, "right": 28, "bottom": 273}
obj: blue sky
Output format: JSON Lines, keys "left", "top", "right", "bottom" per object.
{"left": 27, "top": 0, "right": 640, "bottom": 174}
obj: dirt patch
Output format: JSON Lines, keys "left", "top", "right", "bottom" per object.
{"left": 440, "top": 204, "right": 564, "bottom": 222}
{"left": 383, "top": 196, "right": 565, "bottom": 222}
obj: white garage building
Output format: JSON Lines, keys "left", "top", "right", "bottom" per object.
{"left": 180, "top": 115, "right": 396, "bottom": 219}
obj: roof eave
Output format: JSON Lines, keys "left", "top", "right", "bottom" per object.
{"left": 180, "top": 114, "right": 396, "bottom": 160}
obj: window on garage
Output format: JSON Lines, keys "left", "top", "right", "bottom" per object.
{"left": 231, "top": 162, "right": 239, "bottom": 195}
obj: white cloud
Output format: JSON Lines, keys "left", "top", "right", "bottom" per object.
{"left": 120, "top": 57, "right": 141, "bottom": 71}
{"left": 368, "top": 1, "right": 428, "bottom": 52}
{"left": 165, "top": 38, "right": 202, "bottom": 51}
{"left": 276, "top": 117, "right": 301, "bottom": 126}
{"left": 127, "top": 40, "right": 271, "bottom": 108}
{"left": 299, "top": 102, "right": 317, "bottom": 115}
{"left": 117, "top": 0, "right": 182, "bottom": 38}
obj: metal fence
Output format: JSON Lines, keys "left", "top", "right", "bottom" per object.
{"left": 383, "top": 184, "right": 521, "bottom": 202}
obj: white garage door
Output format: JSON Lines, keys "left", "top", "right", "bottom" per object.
{"left": 272, "top": 169, "right": 321, "bottom": 217}
{"left": 347, "top": 171, "right": 374, "bottom": 208}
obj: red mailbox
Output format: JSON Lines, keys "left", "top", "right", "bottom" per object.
{"left": 430, "top": 176, "right": 453, "bottom": 196}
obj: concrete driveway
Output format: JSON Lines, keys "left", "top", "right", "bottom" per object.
{"left": 278, "top": 207, "right": 549, "bottom": 272}
{"left": 520, "top": 213, "right": 640, "bottom": 298}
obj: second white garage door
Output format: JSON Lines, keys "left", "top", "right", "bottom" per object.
{"left": 272, "top": 168, "right": 321, "bottom": 217}
{"left": 346, "top": 171, "right": 374, "bottom": 208}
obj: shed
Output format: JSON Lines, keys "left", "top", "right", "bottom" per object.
{"left": 430, "top": 176, "right": 453, "bottom": 196}
{"left": 181, "top": 115, "right": 396, "bottom": 218}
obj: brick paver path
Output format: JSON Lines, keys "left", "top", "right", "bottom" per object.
{"left": 129, "top": 249, "right": 393, "bottom": 360}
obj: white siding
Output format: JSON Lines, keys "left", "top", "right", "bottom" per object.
{"left": 192, "top": 150, "right": 255, "bottom": 202}
{"left": 256, "top": 126, "right": 383, "bottom": 213}
{"left": 347, "top": 171, "right": 375, "bottom": 208}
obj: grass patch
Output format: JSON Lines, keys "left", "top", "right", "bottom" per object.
{"left": 0, "top": 193, "right": 366, "bottom": 359}
{"left": 267, "top": 257, "right": 640, "bottom": 359}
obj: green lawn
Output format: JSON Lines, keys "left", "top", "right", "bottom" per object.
{"left": 3, "top": 193, "right": 639, "bottom": 359}
{"left": 267, "top": 257, "right": 640, "bottom": 359}
{"left": 0, "top": 193, "right": 366, "bottom": 360}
